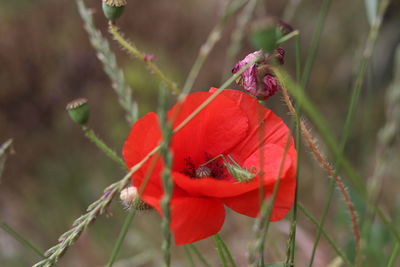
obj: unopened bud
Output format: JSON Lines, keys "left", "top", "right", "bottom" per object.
{"left": 66, "top": 98, "right": 89, "bottom": 125}
{"left": 120, "top": 186, "right": 151, "bottom": 210}
{"left": 102, "top": 0, "right": 126, "bottom": 22}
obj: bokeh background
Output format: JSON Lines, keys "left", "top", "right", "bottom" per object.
{"left": 1, "top": 0, "right": 400, "bottom": 266}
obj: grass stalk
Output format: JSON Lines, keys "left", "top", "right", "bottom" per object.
{"left": 159, "top": 86, "right": 174, "bottom": 267}
{"left": 285, "top": 35, "right": 303, "bottom": 266}
{"left": 387, "top": 242, "right": 400, "bottom": 267}
{"left": 181, "top": 0, "right": 247, "bottom": 96}
{"left": 82, "top": 126, "right": 126, "bottom": 168}
{"left": 0, "top": 219, "right": 44, "bottom": 258}
{"left": 222, "top": 0, "right": 258, "bottom": 81}
{"left": 106, "top": 153, "right": 160, "bottom": 266}
{"left": 307, "top": 0, "right": 391, "bottom": 264}
{"left": 278, "top": 74, "right": 361, "bottom": 264}
{"left": 298, "top": 204, "right": 352, "bottom": 266}
{"left": 184, "top": 245, "right": 196, "bottom": 267}
{"left": 77, "top": 0, "right": 138, "bottom": 125}
{"left": 213, "top": 235, "right": 228, "bottom": 267}
{"left": 106, "top": 205, "right": 137, "bottom": 267}
{"left": 248, "top": 136, "right": 292, "bottom": 266}
{"left": 300, "top": 0, "right": 332, "bottom": 89}
{"left": 188, "top": 244, "right": 212, "bottom": 267}
{"left": 108, "top": 23, "right": 180, "bottom": 95}
{"left": 214, "top": 234, "right": 237, "bottom": 267}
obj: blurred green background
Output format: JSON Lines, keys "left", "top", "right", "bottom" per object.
{"left": 1, "top": 0, "right": 399, "bottom": 266}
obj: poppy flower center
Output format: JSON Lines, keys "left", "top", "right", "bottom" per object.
{"left": 182, "top": 154, "right": 227, "bottom": 180}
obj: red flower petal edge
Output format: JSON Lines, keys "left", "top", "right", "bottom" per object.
{"left": 122, "top": 89, "right": 297, "bottom": 245}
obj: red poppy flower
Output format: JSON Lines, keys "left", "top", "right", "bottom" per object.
{"left": 122, "top": 88, "right": 296, "bottom": 245}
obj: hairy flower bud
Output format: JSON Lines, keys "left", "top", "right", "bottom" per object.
{"left": 66, "top": 98, "right": 89, "bottom": 125}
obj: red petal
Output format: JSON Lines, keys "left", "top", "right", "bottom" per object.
{"left": 172, "top": 197, "right": 225, "bottom": 245}
{"left": 209, "top": 88, "right": 296, "bottom": 163}
{"left": 221, "top": 142, "right": 296, "bottom": 221}
{"left": 172, "top": 144, "right": 293, "bottom": 198}
{"left": 148, "top": 196, "right": 225, "bottom": 245}
{"left": 168, "top": 92, "right": 248, "bottom": 171}
{"left": 221, "top": 173, "right": 296, "bottom": 221}
{"left": 122, "top": 112, "right": 162, "bottom": 170}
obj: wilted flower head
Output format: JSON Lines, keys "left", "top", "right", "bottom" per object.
{"left": 232, "top": 48, "right": 285, "bottom": 100}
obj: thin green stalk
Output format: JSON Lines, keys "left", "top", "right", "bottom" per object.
{"left": 222, "top": 0, "right": 258, "bottom": 82}
{"left": 181, "top": 0, "right": 247, "bottom": 96}
{"left": 0, "top": 219, "right": 44, "bottom": 258}
{"left": 159, "top": 86, "right": 174, "bottom": 267}
{"left": 341, "top": 0, "right": 391, "bottom": 147}
{"left": 300, "top": 0, "right": 332, "bottom": 89}
{"left": 274, "top": 68, "right": 400, "bottom": 244}
{"left": 248, "top": 136, "right": 292, "bottom": 266}
{"left": 109, "top": 23, "right": 180, "bottom": 95}
{"left": 77, "top": 0, "right": 138, "bottom": 125}
{"left": 276, "top": 30, "right": 299, "bottom": 45}
{"left": 387, "top": 242, "right": 400, "bottom": 267}
{"left": 308, "top": 182, "right": 335, "bottom": 267}
{"left": 285, "top": 35, "right": 303, "bottom": 267}
{"left": 309, "top": 1, "right": 391, "bottom": 265}
{"left": 33, "top": 144, "right": 160, "bottom": 267}
{"left": 213, "top": 235, "right": 228, "bottom": 267}
{"left": 106, "top": 206, "right": 137, "bottom": 267}
{"left": 184, "top": 245, "right": 196, "bottom": 267}
{"left": 106, "top": 152, "right": 161, "bottom": 266}
{"left": 82, "top": 126, "right": 126, "bottom": 168}
{"left": 188, "top": 244, "right": 212, "bottom": 267}
{"left": 298, "top": 204, "right": 352, "bottom": 266}
{"left": 215, "top": 234, "right": 237, "bottom": 267}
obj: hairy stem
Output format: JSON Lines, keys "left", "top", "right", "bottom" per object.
{"left": 109, "top": 23, "right": 180, "bottom": 95}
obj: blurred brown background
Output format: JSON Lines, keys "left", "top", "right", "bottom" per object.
{"left": 1, "top": 0, "right": 399, "bottom": 266}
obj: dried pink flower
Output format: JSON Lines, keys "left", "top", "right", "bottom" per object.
{"left": 232, "top": 48, "right": 284, "bottom": 100}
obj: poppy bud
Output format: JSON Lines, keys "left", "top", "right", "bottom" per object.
{"left": 120, "top": 186, "right": 151, "bottom": 210}
{"left": 102, "top": 0, "right": 127, "bottom": 22}
{"left": 66, "top": 98, "right": 89, "bottom": 125}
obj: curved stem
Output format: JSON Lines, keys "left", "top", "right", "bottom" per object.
{"left": 109, "top": 23, "right": 180, "bottom": 95}
{"left": 82, "top": 126, "right": 126, "bottom": 168}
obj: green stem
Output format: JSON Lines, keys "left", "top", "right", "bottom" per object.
{"left": 159, "top": 86, "right": 174, "bottom": 267}
{"left": 181, "top": 0, "right": 246, "bottom": 96}
{"left": 300, "top": 0, "right": 332, "bottom": 89}
{"left": 106, "top": 207, "right": 137, "bottom": 267}
{"left": 82, "top": 126, "right": 126, "bottom": 168}
{"left": 188, "top": 244, "right": 212, "bottom": 267}
{"left": 0, "top": 219, "right": 44, "bottom": 258}
{"left": 298, "top": 204, "right": 352, "bottom": 266}
{"left": 109, "top": 23, "right": 180, "bottom": 95}
{"left": 184, "top": 245, "right": 196, "bottom": 267}
{"left": 249, "top": 136, "right": 292, "bottom": 266}
{"left": 286, "top": 34, "right": 303, "bottom": 266}
{"left": 213, "top": 235, "right": 228, "bottom": 267}
{"left": 215, "top": 234, "right": 237, "bottom": 267}
{"left": 222, "top": 0, "right": 258, "bottom": 82}
{"left": 308, "top": 182, "right": 335, "bottom": 267}
{"left": 387, "top": 242, "right": 400, "bottom": 267}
